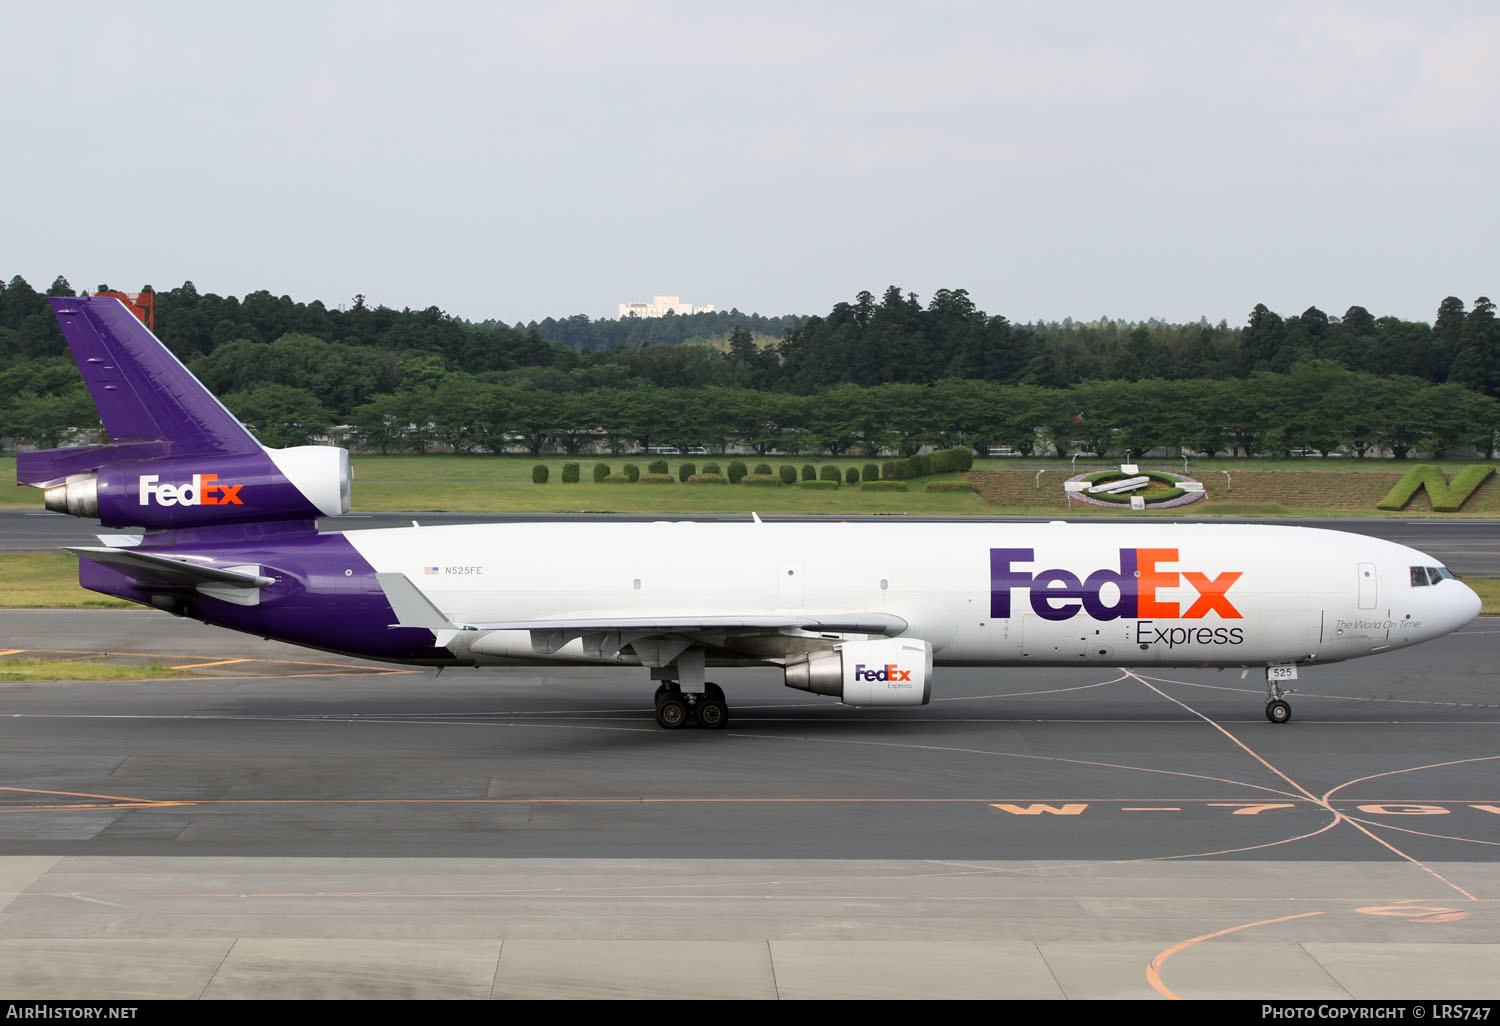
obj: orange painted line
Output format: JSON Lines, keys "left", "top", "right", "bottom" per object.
{"left": 0, "top": 785, "right": 167, "bottom": 805}
{"left": 1147, "top": 911, "right": 1326, "bottom": 999}
{"left": 1324, "top": 756, "right": 1500, "bottom": 804}
{"left": 14, "top": 648, "right": 400, "bottom": 673}
{"left": 1125, "top": 670, "right": 1483, "bottom": 903}
{"left": 0, "top": 802, "right": 188, "bottom": 812}
{"left": 757, "top": 734, "right": 1307, "bottom": 803}
{"left": 168, "top": 658, "right": 250, "bottom": 669}
{"left": 0, "top": 650, "right": 26, "bottom": 657}
{"left": 1336, "top": 817, "right": 1500, "bottom": 849}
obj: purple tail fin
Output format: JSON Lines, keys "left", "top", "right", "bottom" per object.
{"left": 18, "top": 296, "right": 350, "bottom": 528}
{"left": 49, "top": 296, "right": 261, "bottom": 456}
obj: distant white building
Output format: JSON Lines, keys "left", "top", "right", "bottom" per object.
{"left": 617, "top": 295, "right": 715, "bottom": 318}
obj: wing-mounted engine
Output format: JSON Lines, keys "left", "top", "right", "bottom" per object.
{"left": 28, "top": 446, "right": 351, "bottom": 529}
{"left": 784, "top": 638, "right": 933, "bottom": 707}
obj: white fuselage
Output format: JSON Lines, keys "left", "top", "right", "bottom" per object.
{"left": 339, "top": 521, "right": 1480, "bottom": 669}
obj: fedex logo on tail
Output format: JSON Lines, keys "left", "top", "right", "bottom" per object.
{"left": 990, "top": 547, "right": 1242, "bottom": 622}
{"left": 138, "top": 473, "right": 244, "bottom": 507}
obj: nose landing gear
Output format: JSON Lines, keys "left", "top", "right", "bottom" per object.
{"left": 1264, "top": 666, "right": 1297, "bottom": 724}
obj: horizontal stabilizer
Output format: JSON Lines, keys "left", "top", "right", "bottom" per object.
{"left": 17, "top": 441, "right": 171, "bottom": 488}
{"left": 67, "top": 546, "right": 274, "bottom": 589}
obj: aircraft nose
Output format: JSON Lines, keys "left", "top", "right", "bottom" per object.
{"left": 1452, "top": 580, "right": 1483, "bottom": 627}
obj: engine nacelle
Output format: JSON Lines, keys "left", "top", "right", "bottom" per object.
{"left": 41, "top": 447, "right": 351, "bottom": 529}
{"left": 784, "top": 638, "right": 933, "bottom": 707}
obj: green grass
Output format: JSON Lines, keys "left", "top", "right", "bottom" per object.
{"left": 0, "top": 552, "right": 133, "bottom": 607}
{"left": 347, "top": 455, "right": 988, "bottom": 514}
{"left": 9, "top": 452, "right": 1500, "bottom": 514}
{"left": 1466, "top": 577, "right": 1500, "bottom": 615}
{"left": 0, "top": 658, "right": 192, "bottom": 681}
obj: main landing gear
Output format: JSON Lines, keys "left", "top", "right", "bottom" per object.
{"left": 653, "top": 682, "right": 729, "bottom": 730}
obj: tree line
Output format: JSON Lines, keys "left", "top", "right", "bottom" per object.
{"left": 233, "top": 369, "right": 1500, "bottom": 461}
{"left": 1, "top": 275, "right": 1497, "bottom": 457}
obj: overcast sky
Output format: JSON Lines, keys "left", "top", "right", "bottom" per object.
{"left": 4, "top": 1, "right": 1496, "bottom": 327}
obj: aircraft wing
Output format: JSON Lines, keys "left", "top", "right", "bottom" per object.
{"left": 375, "top": 572, "right": 907, "bottom": 644}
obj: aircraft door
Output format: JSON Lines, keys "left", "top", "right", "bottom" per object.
{"left": 1357, "top": 562, "right": 1377, "bottom": 610}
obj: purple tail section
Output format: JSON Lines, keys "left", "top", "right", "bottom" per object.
{"left": 50, "top": 296, "right": 260, "bottom": 456}
{"left": 18, "top": 296, "right": 350, "bottom": 529}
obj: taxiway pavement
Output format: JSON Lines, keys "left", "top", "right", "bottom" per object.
{"left": 0, "top": 608, "right": 1495, "bottom": 999}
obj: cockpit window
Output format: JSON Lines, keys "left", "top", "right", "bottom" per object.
{"left": 1433, "top": 566, "right": 1456, "bottom": 582}
{"left": 1411, "top": 566, "right": 1430, "bottom": 587}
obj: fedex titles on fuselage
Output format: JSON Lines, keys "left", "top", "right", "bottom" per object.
{"left": 990, "top": 547, "right": 1246, "bottom": 648}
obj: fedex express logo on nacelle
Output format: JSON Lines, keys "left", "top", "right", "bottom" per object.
{"left": 855, "top": 663, "right": 913, "bottom": 684}
{"left": 138, "top": 474, "right": 244, "bottom": 507}
{"left": 990, "top": 547, "right": 1242, "bottom": 622}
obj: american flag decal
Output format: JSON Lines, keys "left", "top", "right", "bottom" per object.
{"left": 423, "top": 566, "right": 440, "bottom": 575}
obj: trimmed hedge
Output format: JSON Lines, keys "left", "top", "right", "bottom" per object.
{"left": 801, "top": 464, "right": 816, "bottom": 481}
{"left": 727, "top": 460, "right": 748, "bottom": 484}
{"left": 863, "top": 463, "right": 880, "bottom": 482}
{"left": 640, "top": 473, "right": 675, "bottom": 484}
{"left": 888, "top": 447, "right": 976, "bottom": 480}
{"left": 819, "top": 465, "right": 841, "bottom": 484}
{"left": 678, "top": 462, "right": 696, "bottom": 482}
{"left": 592, "top": 463, "right": 610, "bottom": 483}
{"left": 754, "top": 463, "right": 773, "bottom": 476}
{"left": 623, "top": 463, "right": 640, "bottom": 482}
{"left": 561, "top": 462, "right": 580, "bottom": 483}
{"left": 648, "top": 459, "right": 669, "bottom": 475}
{"left": 845, "top": 466, "right": 860, "bottom": 484}
{"left": 861, "top": 480, "right": 909, "bottom": 491}
{"left": 532, "top": 465, "right": 548, "bottom": 484}
{"left": 703, "top": 462, "right": 722, "bottom": 476}
{"left": 934, "top": 446, "right": 974, "bottom": 472}
{"left": 741, "top": 474, "right": 783, "bottom": 487}
{"left": 801, "top": 479, "right": 840, "bottom": 489}
{"left": 779, "top": 465, "right": 798, "bottom": 485}
{"left": 1377, "top": 464, "right": 1495, "bottom": 512}
{"left": 603, "top": 474, "right": 634, "bottom": 484}
{"left": 687, "top": 474, "right": 728, "bottom": 485}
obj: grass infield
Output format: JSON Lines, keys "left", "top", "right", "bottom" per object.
{"left": 3, "top": 454, "right": 1496, "bottom": 612}
{"left": 6, "top": 453, "right": 1499, "bottom": 515}
{"left": 0, "top": 658, "right": 193, "bottom": 681}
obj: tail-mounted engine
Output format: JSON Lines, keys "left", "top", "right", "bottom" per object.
{"left": 34, "top": 446, "right": 350, "bottom": 529}
{"left": 784, "top": 638, "right": 933, "bottom": 707}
